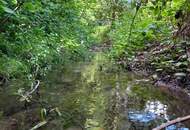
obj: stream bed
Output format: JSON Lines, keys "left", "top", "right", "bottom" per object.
{"left": 0, "top": 54, "right": 190, "bottom": 130}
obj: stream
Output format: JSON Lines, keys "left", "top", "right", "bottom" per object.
{"left": 0, "top": 53, "right": 190, "bottom": 130}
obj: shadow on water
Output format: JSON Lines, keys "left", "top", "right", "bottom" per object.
{"left": 0, "top": 53, "right": 190, "bottom": 130}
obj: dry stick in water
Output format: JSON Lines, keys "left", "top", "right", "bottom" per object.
{"left": 28, "top": 80, "right": 40, "bottom": 95}
{"left": 152, "top": 115, "right": 190, "bottom": 130}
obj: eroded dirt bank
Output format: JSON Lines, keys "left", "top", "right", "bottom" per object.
{"left": 117, "top": 42, "right": 190, "bottom": 104}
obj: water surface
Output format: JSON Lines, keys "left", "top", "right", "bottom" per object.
{"left": 0, "top": 54, "right": 190, "bottom": 130}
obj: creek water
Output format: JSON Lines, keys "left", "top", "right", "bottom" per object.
{"left": 0, "top": 53, "right": 190, "bottom": 130}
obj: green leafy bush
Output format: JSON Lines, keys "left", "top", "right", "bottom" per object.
{"left": 0, "top": 0, "right": 100, "bottom": 80}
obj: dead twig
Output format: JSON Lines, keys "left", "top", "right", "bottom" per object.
{"left": 152, "top": 115, "right": 190, "bottom": 130}
{"left": 27, "top": 80, "right": 40, "bottom": 95}
{"left": 29, "top": 120, "right": 47, "bottom": 130}
{"left": 18, "top": 80, "right": 40, "bottom": 102}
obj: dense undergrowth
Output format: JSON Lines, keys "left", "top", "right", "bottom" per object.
{"left": 0, "top": 0, "right": 107, "bottom": 82}
{"left": 106, "top": 0, "right": 190, "bottom": 90}
{"left": 2, "top": 0, "right": 190, "bottom": 86}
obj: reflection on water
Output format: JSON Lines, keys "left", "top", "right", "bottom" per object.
{"left": 145, "top": 101, "right": 168, "bottom": 119}
{"left": 127, "top": 100, "right": 168, "bottom": 125}
{"left": 127, "top": 100, "right": 189, "bottom": 130}
{"left": 166, "top": 125, "right": 189, "bottom": 130}
{"left": 1, "top": 54, "right": 190, "bottom": 130}
{"left": 128, "top": 111, "right": 156, "bottom": 123}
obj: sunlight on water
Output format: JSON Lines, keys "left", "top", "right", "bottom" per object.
{"left": 145, "top": 100, "right": 168, "bottom": 120}
{"left": 82, "top": 53, "right": 103, "bottom": 83}
{"left": 128, "top": 111, "right": 157, "bottom": 123}
{"left": 127, "top": 100, "right": 189, "bottom": 130}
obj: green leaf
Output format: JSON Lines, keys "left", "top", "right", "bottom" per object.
{"left": 24, "top": 2, "right": 42, "bottom": 12}
{"left": 12, "top": 0, "right": 17, "bottom": 5}
{"left": 0, "top": 0, "right": 7, "bottom": 5}
{"left": 3, "top": 7, "right": 15, "bottom": 14}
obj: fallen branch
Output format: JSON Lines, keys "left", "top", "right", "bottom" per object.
{"left": 152, "top": 115, "right": 190, "bottom": 130}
